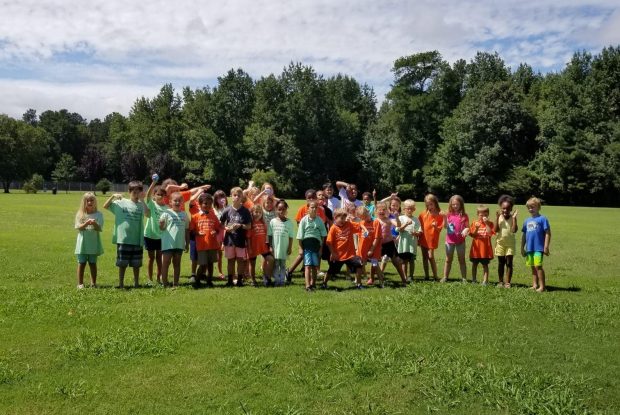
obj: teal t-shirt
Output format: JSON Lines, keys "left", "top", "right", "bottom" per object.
{"left": 160, "top": 210, "right": 190, "bottom": 251}
{"left": 267, "top": 217, "right": 294, "bottom": 260}
{"left": 296, "top": 215, "right": 327, "bottom": 244}
{"left": 397, "top": 214, "right": 421, "bottom": 254}
{"left": 107, "top": 199, "right": 145, "bottom": 246}
{"left": 144, "top": 199, "right": 168, "bottom": 239}
{"left": 74, "top": 211, "right": 104, "bottom": 255}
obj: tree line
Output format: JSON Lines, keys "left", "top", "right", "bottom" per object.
{"left": 1, "top": 46, "right": 619, "bottom": 205}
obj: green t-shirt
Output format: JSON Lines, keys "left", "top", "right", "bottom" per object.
{"left": 74, "top": 212, "right": 104, "bottom": 255}
{"left": 267, "top": 217, "right": 294, "bottom": 260}
{"left": 296, "top": 215, "right": 327, "bottom": 244}
{"left": 160, "top": 210, "right": 190, "bottom": 251}
{"left": 107, "top": 199, "right": 145, "bottom": 246}
{"left": 397, "top": 214, "right": 421, "bottom": 254}
{"left": 144, "top": 199, "right": 168, "bottom": 239}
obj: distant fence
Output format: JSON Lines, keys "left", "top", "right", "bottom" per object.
{"left": 9, "top": 181, "right": 127, "bottom": 193}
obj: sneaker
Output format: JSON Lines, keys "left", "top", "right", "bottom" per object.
{"left": 505, "top": 283, "right": 512, "bottom": 288}
{"left": 236, "top": 278, "right": 244, "bottom": 287}
{"left": 225, "top": 276, "right": 234, "bottom": 287}
{"left": 77, "top": 284, "right": 84, "bottom": 289}
{"left": 471, "top": 278, "right": 478, "bottom": 284}
{"left": 355, "top": 284, "right": 366, "bottom": 289}
{"left": 366, "top": 278, "right": 374, "bottom": 285}
{"left": 496, "top": 282, "right": 504, "bottom": 288}
{"left": 481, "top": 281, "right": 488, "bottom": 286}
{"left": 189, "top": 276, "right": 196, "bottom": 284}
{"left": 286, "top": 270, "right": 293, "bottom": 284}
{"left": 439, "top": 277, "right": 448, "bottom": 283}
{"left": 317, "top": 272, "right": 325, "bottom": 278}
{"left": 305, "top": 286, "right": 313, "bottom": 292}
{"left": 320, "top": 283, "right": 328, "bottom": 290}
{"left": 461, "top": 278, "right": 468, "bottom": 283}
{"left": 218, "top": 274, "right": 226, "bottom": 280}
{"left": 206, "top": 278, "right": 214, "bottom": 288}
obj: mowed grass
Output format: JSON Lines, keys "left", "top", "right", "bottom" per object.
{"left": 0, "top": 192, "right": 618, "bottom": 414}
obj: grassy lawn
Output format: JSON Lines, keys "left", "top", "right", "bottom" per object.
{"left": 0, "top": 192, "right": 618, "bottom": 414}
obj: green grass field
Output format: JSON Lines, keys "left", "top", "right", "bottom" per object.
{"left": 0, "top": 192, "right": 619, "bottom": 414}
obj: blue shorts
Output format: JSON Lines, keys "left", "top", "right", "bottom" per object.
{"left": 303, "top": 250, "right": 319, "bottom": 267}
{"left": 77, "top": 254, "right": 98, "bottom": 264}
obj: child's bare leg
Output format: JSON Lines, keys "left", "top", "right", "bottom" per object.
{"left": 191, "top": 260, "right": 198, "bottom": 277}
{"left": 304, "top": 266, "right": 311, "bottom": 289}
{"left": 132, "top": 266, "right": 140, "bottom": 288}
{"left": 536, "top": 266, "right": 546, "bottom": 292}
{"left": 471, "top": 263, "right": 478, "bottom": 283}
{"left": 428, "top": 249, "right": 438, "bottom": 279}
{"left": 118, "top": 266, "right": 127, "bottom": 288}
{"left": 375, "top": 265, "right": 385, "bottom": 287}
{"left": 497, "top": 256, "right": 506, "bottom": 284}
{"left": 482, "top": 263, "right": 489, "bottom": 284}
{"left": 457, "top": 250, "right": 466, "bottom": 280}
{"left": 88, "top": 263, "right": 97, "bottom": 286}
{"left": 505, "top": 255, "right": 513, "bottom": 286}
{"left": 147, "top": 250, "right": 155, "bottom": 281}
{"left": 172, "top": 254, "right": 182, "bottom": 286}
{"left": 355, "top": 267, "right": 363, "bottom": 286}
{"left": 217, "top": 250, "right": 224, "bottom": 277}
{"left": 155, "top": 251, "right": 162, "bottom": 283}
{"left": 236, "top": 258, "right": 246, "bottom": 285}
{"left": 421, "top": 248, "right": 430, "bottom": 279}
{"left": 161, "top": 255, "right": 171, "bottom": 286}
{"left": 287, "top": 251, "right": 303, "bottom": 276}
{"left": 443, "top": 249, "right": 453, "bottom": 280}
{"left": 409, "top": 259, "right": 415, "bottom": 280}
{"left": 393, "top": 256, "right": 406, "bottom": 284}
{"left": 249, "top": 258, "right": 257, "bottom": 283}
{"left": 227, "top": 258, "right": 236, "bottom": 284}
{"left": 196, "top": 264, "right": 206, "bottom": 282}
{"left": 530, "top": 266, "right": 538, "bottom": 289}
{"left": 77, "top": 263, "right": 86, "bottom": 286}
{"left": 311, "top": 266, "right": 317, "bottom": 287}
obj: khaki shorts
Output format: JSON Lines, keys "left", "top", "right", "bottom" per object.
{"left": 197, "top": 250, "right": 218, "bottom": 265}
{"left": 495, "top": 243, "right": 515, "bottom": 257}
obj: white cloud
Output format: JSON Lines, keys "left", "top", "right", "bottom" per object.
{"left": 0, "top": 0, "right": 618, "bottom": 119}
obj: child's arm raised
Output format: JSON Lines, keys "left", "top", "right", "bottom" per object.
{"left": 146, "top": 175, "right": 159, "bottom": 200}
{"left": 103, "top": 193, "right": 122, "bottom": 209}
{"left": 494, "top": 210, "right": 501, "bottom": 233}
{"left": 380, "top": 192, "right": 398, "bottom": 203}
{"left": 189, "top": 184, "right": 211, "bottom": 196}
{"left": 335, "top": 180, "right": 348, "bottom": 190}
{"left": 511, "top": 210, "right": 518, "bottom": 233}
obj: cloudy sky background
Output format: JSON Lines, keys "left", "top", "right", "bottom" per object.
{"left": 1, "top": 0, "right": 619, "bottom": 120}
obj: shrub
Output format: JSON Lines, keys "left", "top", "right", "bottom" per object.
{"left": 95, "top": 178, "right": 112, "bottom": 195}
{"left": 23, "top": 174, "right": 44, "bottom": 194}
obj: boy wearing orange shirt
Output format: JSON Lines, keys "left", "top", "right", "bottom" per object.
{"left": 469, "top": 204, "right": 495, "bottom": 285}
{"left": 190, "top": 193, "right": 222, "bottom": 287}
{"left": 322, "top": 208, "right": 364, "bottom": 289}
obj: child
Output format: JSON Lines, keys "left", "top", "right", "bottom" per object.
{"left": 262, "top": 195, "right": 277, "bottom": 225}
{"left": 190, "top": 193, "right": 222, "bottom": 287}
{"left": 356, "top": 206, "right": 383, "bottom": 287}
{"left": 104, "top": 181, "right": 150, "bottom": 288}
{"left": 159, "top": 192, "right": 190, "bottom": 287}
{"left": 469, "top": 205, "right": 495, "bottom": 285}
{"left": 397, "top": 199, "right": 422, "bottom": 283}
{"left": 74, "top": 192, "right": 103, "bottom": 289}
{"left": 375, "top": 202, "right": 407, "bottom": 286}
{"left": 247, "top": 205, "right": 274, "bottom": 287}
{"left": 144, "top": 175, "right": 168, "bottom": 285}
{"left": 442, "top": 195, "right": 469, "bottom": 283}
{"left": 287, "top": 189, "right": 328, "bottom": 282}
{"left": 521, "top": 197, "right": 551, "bottom": 292}
{"left": 418, "top": 193, "right": 444, "bottom": 281}
{"left": 268, "top": 200, "right": 294, "bottom": 286}
{"left": 361, "top": 191, "right": 376, "bottom": 219}
{"left": 253, "top": 182, "right": 279, "bottom": 205}
{"left": 323, "top": 208, "right": 364, "bottom": 289}
{"left": 220, "top": 187, "right": 252, "bottom": 287}
{"left": 213, "top": 189, "right": 228, "bottom": 279}
{"left": 296, "top": 201, "right": 328, "bottom": 291}
{"left": 323, "top": 182, "right": 341, "bottom": 211}
{"left": 495, "top": 195, "right": 518, "bottom": 288}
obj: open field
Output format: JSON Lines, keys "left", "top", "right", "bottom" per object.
{"left": 0, "top": 192, "right": 619, "bottom": 414}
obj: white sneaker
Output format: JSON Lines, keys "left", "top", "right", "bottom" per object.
{"left": 77, "top": 284, "right": 85, "bottom": 289}
{"left": 318, "top": 272, "right": 325, "bottom": 278}
{"left": 189, "top": 276, "right": 196, "bottom": 284}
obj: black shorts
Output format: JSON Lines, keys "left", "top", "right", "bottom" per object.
{"left": 381, "top": 241, "right": 397, "bottom": 258}
{"left": 470, "top": 258, "right": 491, "bottom": 265}
{"left": 144, "top": 237, "right": 162, "bottom": 252}
{"left": 397, "top": 252, "right": 415, "bottom": 261}
{"left": 327, "top": 257, "right": 362, "bottom": 275}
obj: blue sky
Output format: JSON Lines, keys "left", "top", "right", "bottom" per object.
{"left": 0, "top": 0, "right": 618, "bottom": 120}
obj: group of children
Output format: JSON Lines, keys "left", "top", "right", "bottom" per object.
{"left": 74, "top": 178, "right": 551, "bottom": 292}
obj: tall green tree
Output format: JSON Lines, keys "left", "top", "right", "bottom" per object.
{"left": 51, "top": 153, "right": 77, "bottom": 193}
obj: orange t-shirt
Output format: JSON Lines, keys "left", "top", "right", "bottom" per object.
{"left": 326, "top": 221, "right": 361, "bottom": 261}
{"left": 189, "top": 210, "right": 221, "bottom": 251}
{"left": 295, "top": 205, "right": 327, "bottom": 223}
{"left": 357, "top": 219, "right": 382, "bottom": 260}
{"left": 418, "top": 210, "right": 444, "bottom": 249}
{"left": 469, "top": 220, "right": 495, "bottom": 259}
{"left": 247, "top": 219, "right": 270, "bottom": 258}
